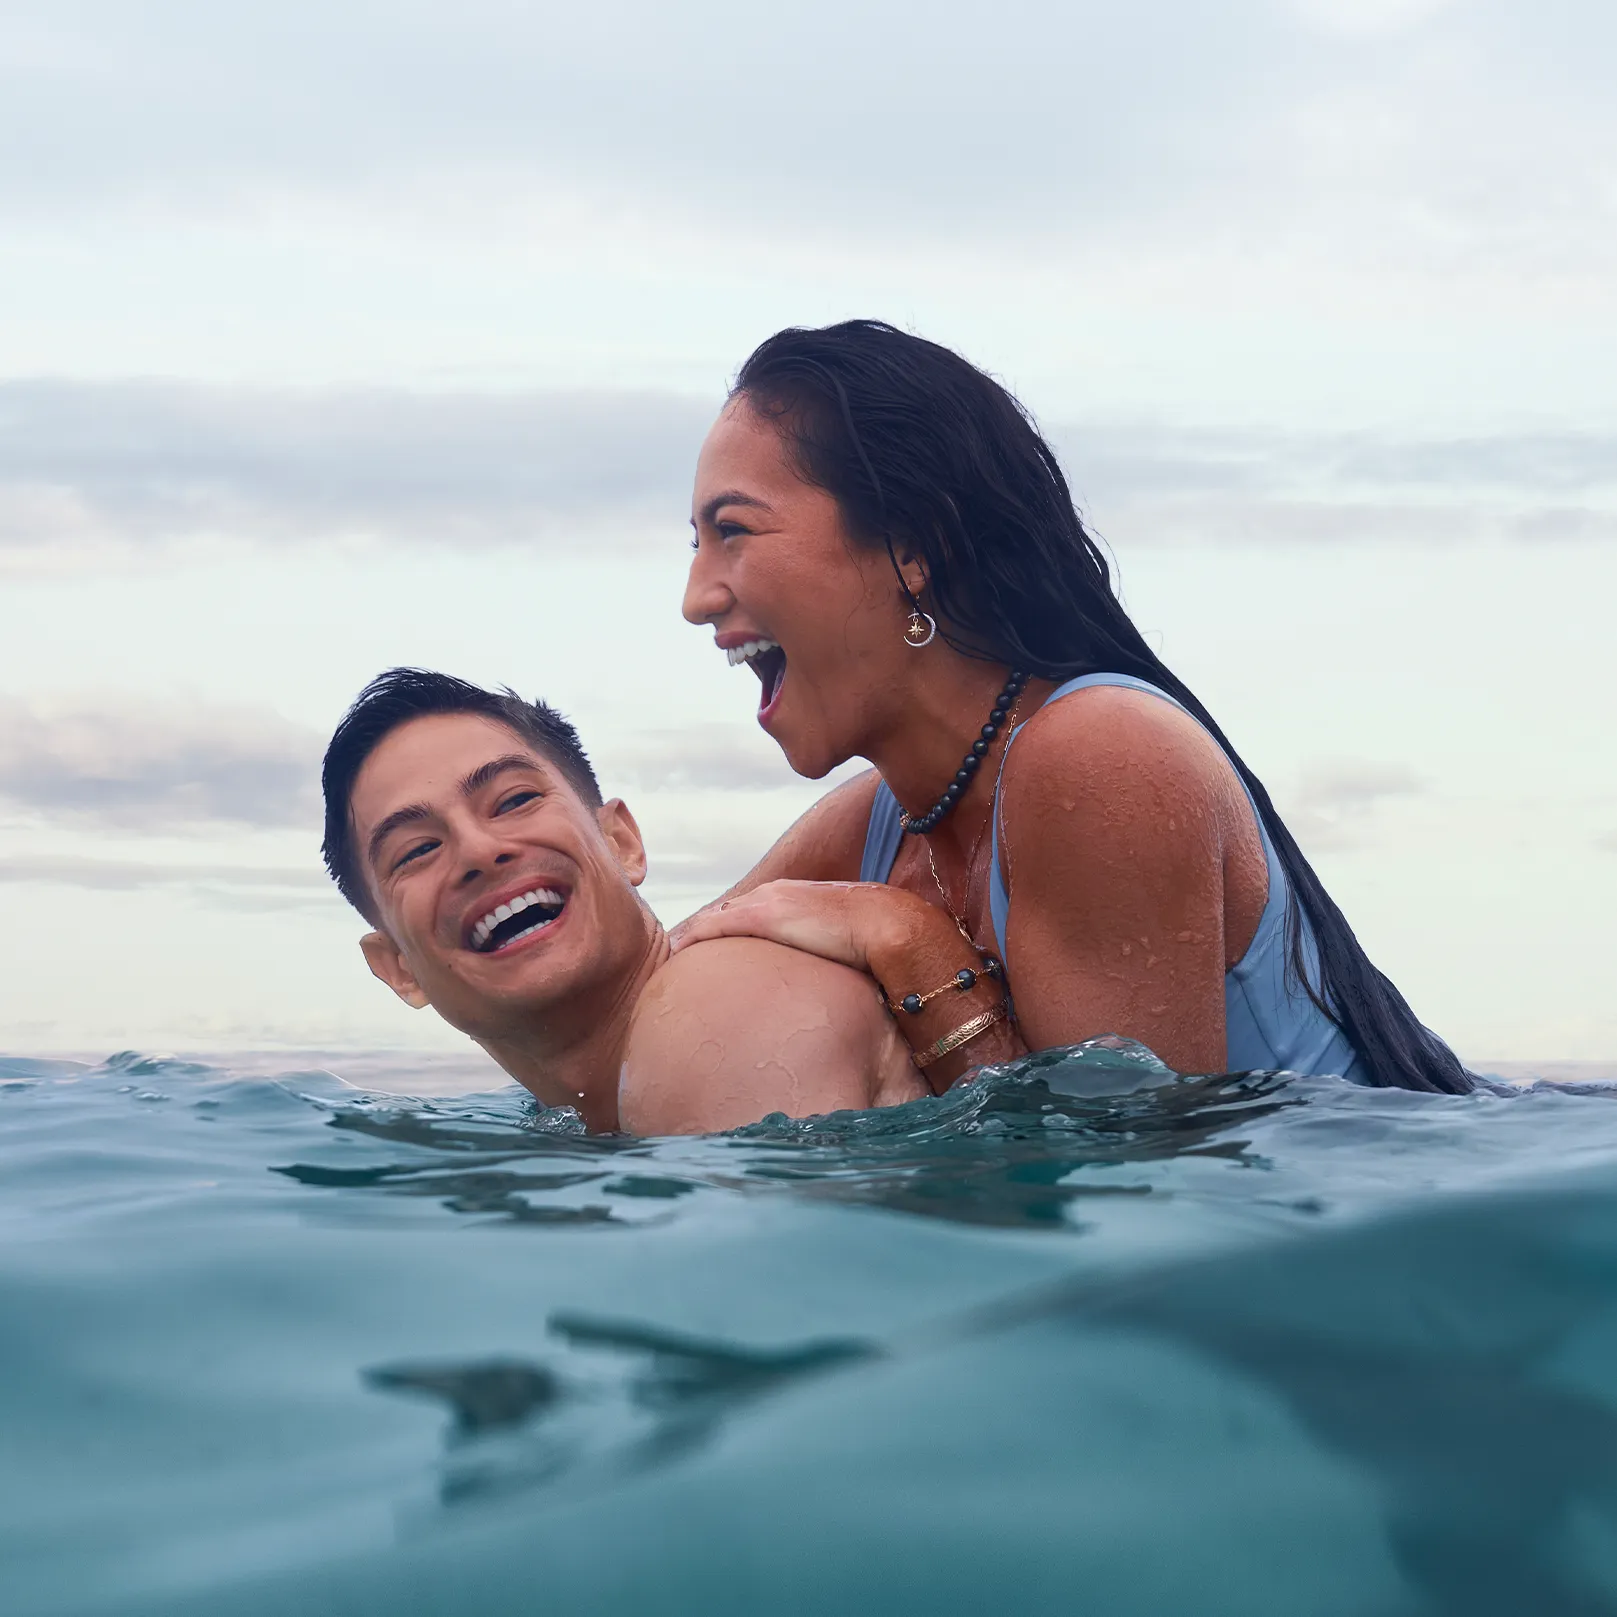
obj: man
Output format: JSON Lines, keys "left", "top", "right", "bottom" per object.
{"left": 320, "top": 668, "right": 924, "bottom": 1133}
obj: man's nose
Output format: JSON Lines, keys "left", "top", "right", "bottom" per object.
{"left": 682, "top": 539, "right": 732, "bottom": 626}
{"left": 453, "top": 819, "right": 522, "bottom": 883}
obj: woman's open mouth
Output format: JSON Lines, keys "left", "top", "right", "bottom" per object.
{"left": 468, "top": 887, "right": 568, "bottom": 954}
{"left": 727, "top": 637, "right": 787, "bottom": 725}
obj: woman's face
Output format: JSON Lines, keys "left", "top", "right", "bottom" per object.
{"left": 684, "top": 398, "right": 909, "bottom": 778}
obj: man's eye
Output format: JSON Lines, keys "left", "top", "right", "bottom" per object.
{"left": 393, "top": 839, "right": 438, "bottom": 871}
{"left": 496, "top": 790, "right": 541, "bottom": 814}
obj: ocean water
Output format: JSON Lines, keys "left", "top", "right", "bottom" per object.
{"left": 6, "top": 1043, "right": 1617, "bottom": 1616}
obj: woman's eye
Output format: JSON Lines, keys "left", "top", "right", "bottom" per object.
{"left": 716, "top": 521, "right": 748, "bottom": 541}
{"left": 496, "top": 790, "right": 541, "bottom": 814}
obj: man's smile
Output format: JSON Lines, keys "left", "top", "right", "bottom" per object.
{"left": 461, "top": 880, "right": 573, "bottom": 955}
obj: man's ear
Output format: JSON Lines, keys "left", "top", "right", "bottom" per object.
{"left": 598, "top": 798, "right": 649, "bottom": 888}
{"left": 360, "top": 930, "right": 430, "bottom": 1009}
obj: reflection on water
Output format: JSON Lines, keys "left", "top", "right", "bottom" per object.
{"left": 368, "top": 1319, "right": 876, "bottom": 1507}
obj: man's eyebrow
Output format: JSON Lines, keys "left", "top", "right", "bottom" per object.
{"left": 695, "top": 490, "right": 772, "bottom": 528}
{"left": 458, "top": 754, "right": 546, "bottom": 798}
{"left": 366, "top": 803, "right": 432, "bottom": 871}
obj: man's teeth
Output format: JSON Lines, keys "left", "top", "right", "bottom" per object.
{"left": 724, "top": 637, "right": 779, "bottom": 668}
{"left": 470, "top": 888, "right": 564, "bottom": 951}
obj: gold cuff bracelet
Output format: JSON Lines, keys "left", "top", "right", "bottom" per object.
{"left": 912, "top": 999, "right": 1010, "bottom": 1070}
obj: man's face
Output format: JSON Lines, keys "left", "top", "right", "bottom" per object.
{"left": 347, "top": 712, "right": 650, "bottom": 1042}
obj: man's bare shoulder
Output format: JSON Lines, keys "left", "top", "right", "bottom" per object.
{"left": 618, "top": 936, "right": 920, "bottom": 1135}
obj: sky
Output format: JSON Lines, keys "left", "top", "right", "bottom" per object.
{"left": 1, "top": 0, "right": 1613, "bottom": 1067}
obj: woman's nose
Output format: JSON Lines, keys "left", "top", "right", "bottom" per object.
{"left": 682, "top": 540, "right": 732, "bottom": 626}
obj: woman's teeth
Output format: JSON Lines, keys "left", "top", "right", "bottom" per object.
{"left": 471, "top": 888, "right": 565, "bottom": 952}
{"left": 725, "top": 637, "right": 779, "bottom": 668}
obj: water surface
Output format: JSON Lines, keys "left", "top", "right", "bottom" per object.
{"left": 5, "top": 1043, "right": 1617, "bottom": 1616}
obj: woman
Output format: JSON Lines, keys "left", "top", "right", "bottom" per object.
{"left": 671, "top": 320, "right": 1472, "bottom": 1096}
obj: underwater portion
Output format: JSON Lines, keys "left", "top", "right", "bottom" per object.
{"left": 6, "top": 1043, "right": 1617, "bottom": 1616}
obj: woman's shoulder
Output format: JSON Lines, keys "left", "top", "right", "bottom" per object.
{"left": 998, "top": 681, "right": 1249, "bottom": 855}
{"left": 1012, "top": 680, "right": 1229, "bottom": 784}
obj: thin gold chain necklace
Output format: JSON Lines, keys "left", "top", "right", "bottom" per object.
{"left": 925, "top": 835, "right": 986, "bottom": 953}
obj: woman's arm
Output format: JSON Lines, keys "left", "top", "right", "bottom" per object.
{"left": 993, "top": 686, "right": 1250, "bottom": 1075}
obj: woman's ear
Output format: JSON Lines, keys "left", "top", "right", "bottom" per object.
{"left": 360, "top": 931, "right": 430, "bottom": 1009}
{"left": 889, "top": 537, "right": 930, "bottom": 602}
{"left": 598, "top": 798, "right": 649, "bottom": 887}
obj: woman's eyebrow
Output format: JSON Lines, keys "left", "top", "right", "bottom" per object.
{"left": 696, "top": 490, "right": 772, "bottom": 526}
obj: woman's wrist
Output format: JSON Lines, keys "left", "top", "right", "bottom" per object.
{"left": 856, "top": 887, "right": 1021, "bottom": 1088}
{"left": 857, "top": 886, "right": 974, "bottom": 984}
{"left": 889, "top": 978, "right": 1024, "bottom": 1091}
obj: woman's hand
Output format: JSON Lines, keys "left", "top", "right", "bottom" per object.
{"left": 670, "top": 880, "right": 1024, "bottom": 1092}
{"left": 668, "top": 880, "right": 922, "bottom": 974}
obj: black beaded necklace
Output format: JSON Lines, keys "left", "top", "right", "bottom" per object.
{"left": 898, "top": 669, "right": 1028, "bottom": 835}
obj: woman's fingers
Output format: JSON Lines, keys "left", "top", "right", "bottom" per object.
{"left": 666, "top": 898, "right": 759, "bottom": 953}
{"left": 668, "top": 880, "right": 990, "bottom": 1018}
{"left": 668, "top": 881, "right": 870, "bottom": 970}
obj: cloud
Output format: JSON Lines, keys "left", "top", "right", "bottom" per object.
{"left": 1297, "top": 761, "right": 1424, "bottom": 812}
{"left": 2, "top": 0, "right": 1612, "bottom": 289}
{"left": 1284, "top": 0, "right": 1463, "bottom": 36}
{"left": 1053, "top": 423, "right": 1617, "bottom": 547}
{"left": 602, "top": 726, "right": 802, "bottom": 795}
{"left": 6, "top": 381, "right": 1615, "bottom": 565}
{"left": 0, "top": 381, "right": 714, "bottom": 554}
{"left": 0, "top": 693, "right": 321, "bottom": 828}
{"left": 0, "top": 4, "right": 1327, "bottom": 231}
{"left": 639, "top": 824, "right": 783, "bottom": 907}
{"left": 1287, "top": 759, "right": 1424, "bottom": 853}
{"left": 0, "top": 853, "right": 328, "bottom": 891}
{"left": 1058, "top": 424, "right": 1617, "bottom": 503}
{"left": 1324, "top": 434, "right": 1617, "bottom": 496}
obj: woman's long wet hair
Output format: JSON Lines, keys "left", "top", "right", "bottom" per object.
{"left": 735, "top": 320, "right": 1473, "bottom": 1095}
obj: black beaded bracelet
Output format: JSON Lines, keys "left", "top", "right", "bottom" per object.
{"left": 885, "top": 955, "right": 1003, "bottom": 1018}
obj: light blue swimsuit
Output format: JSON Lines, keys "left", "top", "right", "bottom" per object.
{"left": 859, "top": 672, "right": 1369, "bottom": 1082}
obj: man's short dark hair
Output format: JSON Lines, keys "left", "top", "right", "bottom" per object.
{"left": 321, "top": 667, "right": 603, "bottom": 922}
